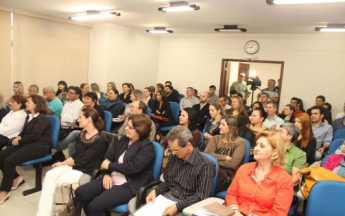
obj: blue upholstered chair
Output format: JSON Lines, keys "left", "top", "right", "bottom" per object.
{"left": 109, "top": 141, "right": 164, "bottom": 213}
{"left": 103, "top": 111, "right": 113, "bottom": 132}
{"left": 147, "top": 107, "right": 152, "bottom": 117}
{"left": 329, "top": 138, "right": 344, "bottom": 155}
{"left": 201, "top": 153, "right": 219, "bottom": 197}
{"left": 334, "top": 129, "right": 345, "bottom": 140}
{"left": 305, "top": 181, "right": 345, "bottom": 216}
{"left": 98, "top": 98, "right": 104, "bottom": 105}
{"left": 20, "top": 115, "right": 60, "bottom": 196}
{"left": 159, "top": 102, "right": 180, "bottom": 133}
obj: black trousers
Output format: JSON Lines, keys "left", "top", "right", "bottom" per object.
{"left": 75, "top": 179, "right": 134, "bottom": 216}
{"left": 0, "top": 135, "right": 9, "bottom": 150}
{"left": 0, "top": 145, "right": 48, "bottom": 191}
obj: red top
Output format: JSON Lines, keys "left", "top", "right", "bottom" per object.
{"left": 225, "top": 162, "right": 293, "bottom": 216}
{"left": 281, "top": 109, "right": 303, "bottom": 117}
{"left": 324, "top": 154, "right": 343, "bottom": 171}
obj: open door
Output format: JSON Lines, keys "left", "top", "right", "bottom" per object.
{"left": 238, "top": 63, "right": 250, "bottom": 82}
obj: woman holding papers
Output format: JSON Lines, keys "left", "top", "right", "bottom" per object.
{"left": 75, "top": 114, "right": 155, "bottom": 216}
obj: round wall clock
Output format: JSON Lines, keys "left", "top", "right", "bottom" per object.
{"left": 244, "top": 40, "right": 259, "bottom": 55}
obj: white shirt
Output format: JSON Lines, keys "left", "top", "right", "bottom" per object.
{"left": 60, "top": 99, "right": 84, "bottom": 122}
{"left": 0, "top": 110, "right": 27, "bottom": 138}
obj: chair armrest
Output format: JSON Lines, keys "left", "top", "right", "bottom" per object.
{"left": 91, "top": 169, "right": 102, "bottom": 180}
{"left": 136, "top": 180, "right": 162, "bottom": 210}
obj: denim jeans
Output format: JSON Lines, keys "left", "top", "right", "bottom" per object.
{"left": 57, "top": 130, "right": 81, "bottom": 156}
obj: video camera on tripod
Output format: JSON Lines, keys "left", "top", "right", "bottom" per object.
{"left": 247, "top": 76, "right": 262, "bottom": 91}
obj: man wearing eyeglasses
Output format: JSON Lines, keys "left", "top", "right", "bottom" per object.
{"left": 145, "top": 126, "right": 215, "bottom": 216}
{"left": 116, "top": 100, "right": 156, "bottom": 141}
{"left": 60, "top": 86, "right": 83, "bottom": 123}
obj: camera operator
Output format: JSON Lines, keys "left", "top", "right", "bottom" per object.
{"left": 230, "top": 73, "right": 251, "bottom": 105}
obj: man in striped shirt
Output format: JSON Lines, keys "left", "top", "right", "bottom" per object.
{"left": 311, "top": 106, "right": 333, "bottom": 160}
{"left": 146, "top": 126, "right": 215, "bottom": 216}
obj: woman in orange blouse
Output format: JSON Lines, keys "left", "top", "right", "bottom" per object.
{"left": 225, "top": 131, "right": 293, "bottom": 216}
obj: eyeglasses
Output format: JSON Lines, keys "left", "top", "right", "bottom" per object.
{"left": 68, "top": 91, "right": 76, "bottom": 95}
{"left": 166, "top": 147, "right": 182, "bottom": 154}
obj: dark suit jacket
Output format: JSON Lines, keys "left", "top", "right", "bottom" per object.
{"left": 19, "top": 113, "right": 51, "bottom": 150}
{"left": 105, "top": 136, "right": 155, "bottom": 194}
{"left": 193, "top": 103, "right": 211, "bottom": 131}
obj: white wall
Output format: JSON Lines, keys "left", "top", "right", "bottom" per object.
{"left": 157, "top": 34, "right": 345, "bottom": 116}
{"left": 89, "top": 23, "right": 160, "bottom": 92}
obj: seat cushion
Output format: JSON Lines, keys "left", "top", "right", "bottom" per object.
{"left": 215, "top": 190, "right": 226, "bottom": 199}
{"left": 21, "top": 155, "right": 52, "bottom": 166}
{"left": 110, "top": 203, "right": 128, "bottom": 213}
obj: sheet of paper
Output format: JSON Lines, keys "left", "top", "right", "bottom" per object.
{"left": 192, "top": 209, "right": 216, "bottom": 216}
{"left": 133, "top": 195, "right": 177, "bottom": 216}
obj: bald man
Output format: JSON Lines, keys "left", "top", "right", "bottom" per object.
{"left": 43, "top": 86, "right": 63, "bottom": 117}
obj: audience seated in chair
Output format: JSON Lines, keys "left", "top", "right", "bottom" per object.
{"left": 310, "top": 106, "right": 333, "bottom": 161}
{"left": 80, "top": 83, "right": 90, "bottom": 98}
{"left": 227, "top": 96, "right": 250, "bottom": 134}
{"left": 218, "top": 95, "right": 231, "bottom": 111}
{"left": 151, "top": 90, "right": 173, "bottom": 139}
{"left": 121, "top": 89, "right": 143, "bottom": 118}
{"left": 27, "top": 84, "right": 39, "bottom": 97}
{"left": 143, "top": 126, "right": 215, "bottom": 216}
{"left": 279, "top": 123, "right": 306, "bottom": 193}
{"left": 0, "top": 95, "right": 27, "bottom": 151}
{"left": 239, "top": 107, "right": 268, "bottom": 153}
{"left": 0, "top": 95, "right": 51, "bottom": 204}
{"left": 90, "top": 83, "right": 104, "bottom": 100}
{"left": 203, "top": 102, "right": 225, "bottom": 148}
{"left": 263, "top": 101, "right": 284, "bottom": 131}
{"left": 55, "top": 81, "right": 68, "bottom": 104}
{"left": 193, "top": 91, "right": 211, "bottom": 131}
{"left": 60, "top": 86, "right": 84, "bottom": 123}
{"left": 294, "top": 113, "right": 317, "bottom": 165}
{"left": 205, "top": 115, "right": 246, "bottom": 192}
{"left": 143, "top": 87, "right": 153, "bottom": 108}
{"left": 103, "top": 82, "right": 116, "bottom": 100}
{"left": 164, "top": 85, "right": 179, "bottom": 103}
{"left": 117, "top": 100, "right": 155, "bottom": 141}
{"left": 83, "top": 92, "right": 104, "bottom": 120}
{"left": 208, "top": 85, "right": 218, "bottom": 104}
{"left": 323, "top": 140, "right": 345, "bottom": 179}
{"left": 165, "top": 81, "right": 179, "bottom": 98}
{"left": 278, "top": 104, "right": 296, "bottom": 123}
{"left": 332, "top": 116, "right": 345, "bottom": 134}
{"left": 225, "top": 131, "right": 293, "bottom": 216}
{"left": 180, "top": 87, "right": 199, "bottom": 110}
{"left": 36, "top": 108, "right": 106, "bottom": 216}
{"left": 119, "top": 83, "right": 132, "bottom": 104}
{"left": 75, "top": 114, "right": 155, "bottom": 216}
{"left": 307, "top": 95, "right": 332, "bottom": 124}
{"left": 102, "top": 87, "right": 125, "bottom": 130}
{"left": 43, "top": 86, "right": 63, "bottom": 118}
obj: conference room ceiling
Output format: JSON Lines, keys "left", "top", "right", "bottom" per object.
{"left": 1, "top": 0, "right": 345, "bottom": 34}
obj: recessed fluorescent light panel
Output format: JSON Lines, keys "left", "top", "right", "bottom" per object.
{"left": 159, "top": 1, "right": 200, "bottom": 12}
{"left": 70, "top": 11, "right": 120, "bottom": 21}
{"left": 146, "top": 27, "right": 173, "bottom": 34}
{"left": 315, "top": 24, "right": 345, "bottom": 32}
{"left": 267, "top": 0, "right": 345, "bottom": 4}
{"left": 215, "top": 25, "right": 247, "bottom": 32}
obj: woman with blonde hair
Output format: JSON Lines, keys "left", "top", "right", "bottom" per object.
{"left": 104, "top": 82, "right": 116, "bottom": 99}
{"left": 13, "top": 81, "right": 25, "bottom": 97}
{"left": 225, "top": 131, "right": 293, "bottom": 216}
{"left": 90, "top": 83, "right": 104, "bottom": 100}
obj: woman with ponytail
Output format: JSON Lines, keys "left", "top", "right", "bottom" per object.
{"left": 37, "top": 108, "right": 107, "bottom": 216}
